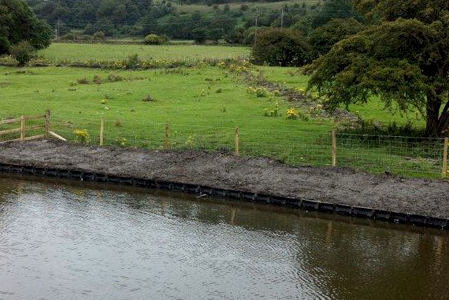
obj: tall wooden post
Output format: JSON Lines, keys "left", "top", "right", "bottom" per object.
{"left": 100, "top": 118, "right": 104, "bottom": 146}
{"left": 20, "top": 116, "right": 25, "bottom": 141}
{"left": 443, "top": 137, "right": 448, "bottom": 178}
{"left": 235, "top": 127, "right": 240, "bottom": 156}
{"left": 332, "top": 129, "right": 337, "bottom": 167}
{"left": 45, "top": 109, "right": 51, "bottom": 137}
{"left": 165, "top": 122, "right": 169, "bottom": 149}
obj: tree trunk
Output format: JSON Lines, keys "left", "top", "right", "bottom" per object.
{"left": 425, "top": 93, "right": 449, "bottom": 136}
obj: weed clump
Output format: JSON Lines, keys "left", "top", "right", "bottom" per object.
{"left": 93, "top": 75, "right": 102, "bottom": 84}
{"left": 77, "top": 77, "right": 89, "bottom": 84}
{"left": 74, "top": 129, "right": 90, "bottom": 144}
{"left": 142, "top": 95, "right": 155, "bottom": 102}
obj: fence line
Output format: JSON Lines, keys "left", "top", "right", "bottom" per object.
{"left": 0, "top": 110, "right": 66, "bottom": 144}
{"left": 2, "top": 113, "right": 448, "bottom": 179}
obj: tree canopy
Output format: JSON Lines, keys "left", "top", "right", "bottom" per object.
{"left": 307, "top": 0, "right": 449, "bottom": 136}
{"left": 308, "top": 18, "right": 364, "bottom": 58}
{"left": 252, "top": 28, "right": 311, "bottom": 67}
{"left": 0, "top": 0, "right": 52, "bottom": 55}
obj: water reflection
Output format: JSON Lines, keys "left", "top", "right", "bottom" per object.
{"left": 0, "top": 174, "right": 448, "bottom": 300}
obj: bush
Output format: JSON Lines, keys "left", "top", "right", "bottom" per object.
{"left": 9, "top": 41, "right": 36, "bottom": 66}
{"left": 93, "top": 75, "right": 102, "bottom": 84}
{"left": 107, "top": 73, "right": 124, "bottom": 82}
{"left": 61, "top": 33, "right": 77, "bottom": 41}
{"left": 143, "top": 34, "right": 169, "bottom": 45}
{"left": 92, "top": 31, "right": 106, "bottom": 41}
{"left": 251, "top": 29, "right": 311, "bottom": 67}
{"left": 242, "top": 27, "right": 268, "bottom": 46}
{"left": 77, "top": 77, "right": 89, "bottom": 84}
{"left": 224, "top": 27, "right": 245, "bottom": 44}
{"left": 0, "top": 55, "right": 19, "bottom": 67}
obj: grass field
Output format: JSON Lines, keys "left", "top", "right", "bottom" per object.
{"left": 258, "top": 66, "right": 425, "bottom": 126}
{"left": 1, "top": 43, "right": 445, "bottom": 178}
{"left": 39, "top": 43, "right": 250, "bottom": 62}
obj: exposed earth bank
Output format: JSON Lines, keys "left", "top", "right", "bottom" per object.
{"left": 1, "top": 139, "right": 449, "bottom": 219}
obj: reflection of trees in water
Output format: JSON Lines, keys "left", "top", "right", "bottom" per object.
{"left": 292, "top": 219, "right": 449, "bottom": 300}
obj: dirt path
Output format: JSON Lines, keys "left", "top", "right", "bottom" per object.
{"left": 0, "top": 139, "right": 448, "bottom": 219}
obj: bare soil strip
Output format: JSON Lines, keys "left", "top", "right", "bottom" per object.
{"left": 0, "top": 139, "right": 448, "bottom": 219}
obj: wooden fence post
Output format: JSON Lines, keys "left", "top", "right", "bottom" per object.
{"left": 235, "top": 126, "right": 240, "bottom": 156}
{"left": 165, "top": 122, "right": 169, "bottom": 149}
{"left": 443, "top": 137, "right": 448, "bottom": 178}
{"left": 20, "top": 116, "right": 25, "bottom": 141}
{"left": 332, "top": 129, "right": 337, "bottom": 167}
{"left": 100, "top": 118, "right": 104, "bottom": 146}
{"left": 45, "top": 109, "right": 51, "bottom": 137}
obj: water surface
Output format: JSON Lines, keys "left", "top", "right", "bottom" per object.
{"left": 0, "top": 175, "right": 448, "bottom": 300}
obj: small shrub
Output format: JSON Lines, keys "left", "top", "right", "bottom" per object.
{"left": 93, "top": 74, "right": 102, "bottom": 84}
{"left": 216, "top": 88, "right": 223, "bottom": 93}
{"left": 28, "top": 56, "right": 51, "bottom": 67}
{"left": 115, "top": 119, "right": 122, "bottom": 127}
{"left": 107, "top": 73, "right": 124, "bottom": 82}
{"left": 251, "top": 28, "right": 311, "bottom": 67}
{"left": 256, "top": 87, "right": 268, "bottom": 98}
{"left": 264, "top": 102, "right": 280, "bottom": 117}
{"left": 125, "top": 54, "right": 140, "bottom": 69}
{"left": 77, "top": 77, "right": 89, "bottom": 84}
{"left": 144, "top": 34, "right": 169, "bottom": 45}
{"left": 185, "top": 136, "right": 195, "bottom": 148}
{"left": 116, "top": 137, "right": 128, "bottom": 147}
{"left": 287, "top": 108, "right": 300, "bottom": 119}
{"left": 74, "top": 129, "right": 90, "bottom": 144}
{"left": 9, "top": 42, "right": 36, "bottom": 66}
{"left": 92, "top": 31, "right": 106, "bottom": 41}
{"left": 142, "top": 95, "right": 155, "bottom": 102}
{"left": 0, "top": 55, "right": 19, "bottom": 67}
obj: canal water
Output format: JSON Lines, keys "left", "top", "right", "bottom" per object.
{"left": 0, "top": 175, "right": 448, "bottom": 300}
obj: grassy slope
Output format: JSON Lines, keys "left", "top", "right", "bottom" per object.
{"left": 258, "top": 66, "right": 425, "bottom": 126}
{"left": 40, "top": 43, "right": 250, "bottom": 62}
{"left": 0, "top": 65, "right": 331, "bottom": 145}
{"left": 0, "top": 44, "right": 442, "bottom": 178}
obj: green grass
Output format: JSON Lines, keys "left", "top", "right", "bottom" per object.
{"left": 39, "top": 43, "right": 250, "bottom": 62}
{"left": 0, "top": 62, "right": 444, "bottom": 178}
{"left": 0, "top": 65, "right": 330, "bottom": 138}
{"left": 258, "top": 66, "right": 426, "bottom": 126}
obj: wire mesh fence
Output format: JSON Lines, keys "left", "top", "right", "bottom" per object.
{"left": 37, "top": 116, "right": 447, "bottom": 180}
{"left": 1, "top": 112, "right": 447, "bottom": 179}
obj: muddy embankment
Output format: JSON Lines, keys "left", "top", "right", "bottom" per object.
{"left": 0, "top": 139, "right": 449, "bottom": 221}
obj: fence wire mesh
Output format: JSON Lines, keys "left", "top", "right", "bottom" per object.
{"left": 2, "top": 115, "right": 447, "bottom": 179}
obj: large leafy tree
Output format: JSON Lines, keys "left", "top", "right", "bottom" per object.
{"left": 311, "top": 0, "right": 362, "bottom": 29}
{"left": 306, "top": 0, "right": 449, "bottom": 136}
{"left": 252, "top": 29, "right": 311, "bottom": 67}
{"left": 308, "top": 18, "right": 364, "bottom": 58}
{"left": 0, "top": 0, "right": 52, "bottom": 55}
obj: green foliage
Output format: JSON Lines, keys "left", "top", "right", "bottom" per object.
{"left": 92, "top": 31, "right": 106, "bottom": 41}
{"left": 0, "top": 0, "right": 52, "bottom": 55}
{"left": 307, "top": 1, "right": 449, "bottom": 136}
{"left": 339, "top": 119, "right": 426, "bottom": 138}
{"left": 251, "top": 28, "right": 311, "bottom": 67}
{"left": 308, "top": 18, "right": 364, "bottom": 58}
{"left": 311, "top": 0, "right": 362, "bottom": 29}
{"left": 143, "top": 34, "right": 169, "bottom": 45}
{"left": 9, "top": 42, "right": 36, "bottom": 66}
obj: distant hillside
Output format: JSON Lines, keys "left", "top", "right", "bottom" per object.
{"left": 25, "top": 0, "right": 358, "bottom": 42}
